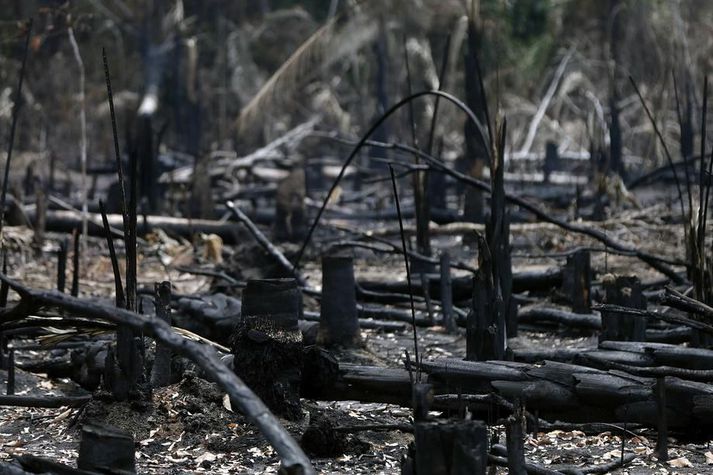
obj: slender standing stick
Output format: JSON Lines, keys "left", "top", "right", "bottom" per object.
{"left": 99, "top": 200, "right": 125, "bottom": 308}
{"left": 389, "top": 165, "right": 420, "bottom": 382}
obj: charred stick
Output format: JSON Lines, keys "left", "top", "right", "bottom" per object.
{"left": 71, "top": 228, "right": 81, "bottom": 297}
{"left": 56, "top": 239, "right": 67, "bottom": 293}
{"left": 0, "top": 249, "right": 8, "bottom": 307}
{"left": 99, "top": 200, "right": 125, "bottom": 308}
{"left": 389, "top": 165, "right": 421, "bottom": 383}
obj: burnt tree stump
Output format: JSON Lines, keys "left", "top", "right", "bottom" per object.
{"left": 412, "top": 383, "right": 433, "bottom": 422}
{"left": 232, "top": 278, "right": 304, "bottom": 420}
{"left": 319, "top": 254, "right": 360, "bottom": 347}
{"left": 561, "top": 249, "right": 592, "bottom": 314}
{"left": 406, "top": 420, "right": 488, "bottom": 475}
{"left": 506, "top": 400, "right": 526, "bottom": 475}
{"left": 6, "top": 348, "right": 14, "bottom": 395}
{"left": 600, "top": 275, "right": 646, "bottom": 342}
{"left": 543, "top": 141, "right": 558, "bottom": 183}
{"left": 656, "top": 376, "right": 668, "bottom": 461}
{"left": 467, "top": 271, "right": 505, "bottom": 361}
{"left": 77, "top": 422, "right": 135, "bottom": 473}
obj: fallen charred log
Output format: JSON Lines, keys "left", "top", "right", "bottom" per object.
{"left": 358, "top": 267, "right": 563, "bottom": 303}
{"left": 33, "top": 209, "right": 242, "bottom": 243}
{"left": 303, "top": 352, "right": 713, "bottom": 435}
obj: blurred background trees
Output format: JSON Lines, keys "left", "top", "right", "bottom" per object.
{"left": 0, "top": 0, "right": 710, "bottom": 191}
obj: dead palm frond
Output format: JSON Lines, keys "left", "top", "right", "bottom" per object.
{"left": 235, "top": 6, "right": 378, "bottom": 136}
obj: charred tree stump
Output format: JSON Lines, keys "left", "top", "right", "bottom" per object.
{"left": 543, "top": 141, "right": 558, "bottom": 183}
{"left": 409, "top": 420, "right": 488, "bottom": 475}
{"left": 656, "top": 376, "right": 668, "bottom": 461}
{"left": 6, "top": 348, "right": 14, "bottom": 395}
{"left": 600, "top": 275, "right": 646, "bottom": 342}
{"left": 487, "top": 119, "right": 516, "bottom": 337}
{"left": 232, "top": 278, "right": 304, "bottom": 420}
{"left": 506, "top": 400, "right": 526, "bottom": 475}
{"left": 440, "top": 251, "right": 456, "bottom": 333}
{"left": 150, "top": 281, "right": 172, "bottom": 387}
{"left": 412, "top": 383, "right": 433, "bottom": 422}
{"left": 466, "top": 270, "right": 505, "bottom": 361}
{"left": 561, "top": 249, "right": 592, "bottom": 314}
{"left": 77, "top": 422, "right": 136, "bottom": 474}
{"left": 319, "top": 254, "right": 360, "bottom": 347}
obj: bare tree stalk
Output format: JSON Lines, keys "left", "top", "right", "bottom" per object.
{"left": 518, "top": 47, "right": 574, "bottom": 156}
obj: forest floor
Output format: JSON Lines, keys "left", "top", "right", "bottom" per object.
{"left": 0, "top": 194, "right": 712, "bottom": 474}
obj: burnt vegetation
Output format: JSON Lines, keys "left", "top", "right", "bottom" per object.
{"left": 1, "top": 1, "right": 713, "bottom": 473}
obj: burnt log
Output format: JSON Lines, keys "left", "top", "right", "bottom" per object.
{"left": 302, "top": 353, "right": 713, "bottom": 434}
{"left": 32, "top": 209, "right": 242, "bottom": 243}
{"left": 358, "top": 266, "right": 563, "bottom": 303}
{"left": 518, "top": 305, "right": 600, "bottom": 330}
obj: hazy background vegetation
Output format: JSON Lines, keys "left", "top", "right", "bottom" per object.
{"left": 0, "top": 0, "right": 710, "bottom": 177}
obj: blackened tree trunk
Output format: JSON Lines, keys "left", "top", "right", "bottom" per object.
{"left": 319, "top": 254, "right": 360, "bottom": 347}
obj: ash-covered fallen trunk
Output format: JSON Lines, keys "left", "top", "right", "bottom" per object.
{"left": 357, "top": 267, "right": 563, "bottom": 302}
{"left": 517, "top": 305, "right": 600, "bottom": 330}
{"left": 304, "top": 351, "right": 713, "bottom": 435}
{"left": 30, "top": 209, "right": 243, "bottom": 243}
